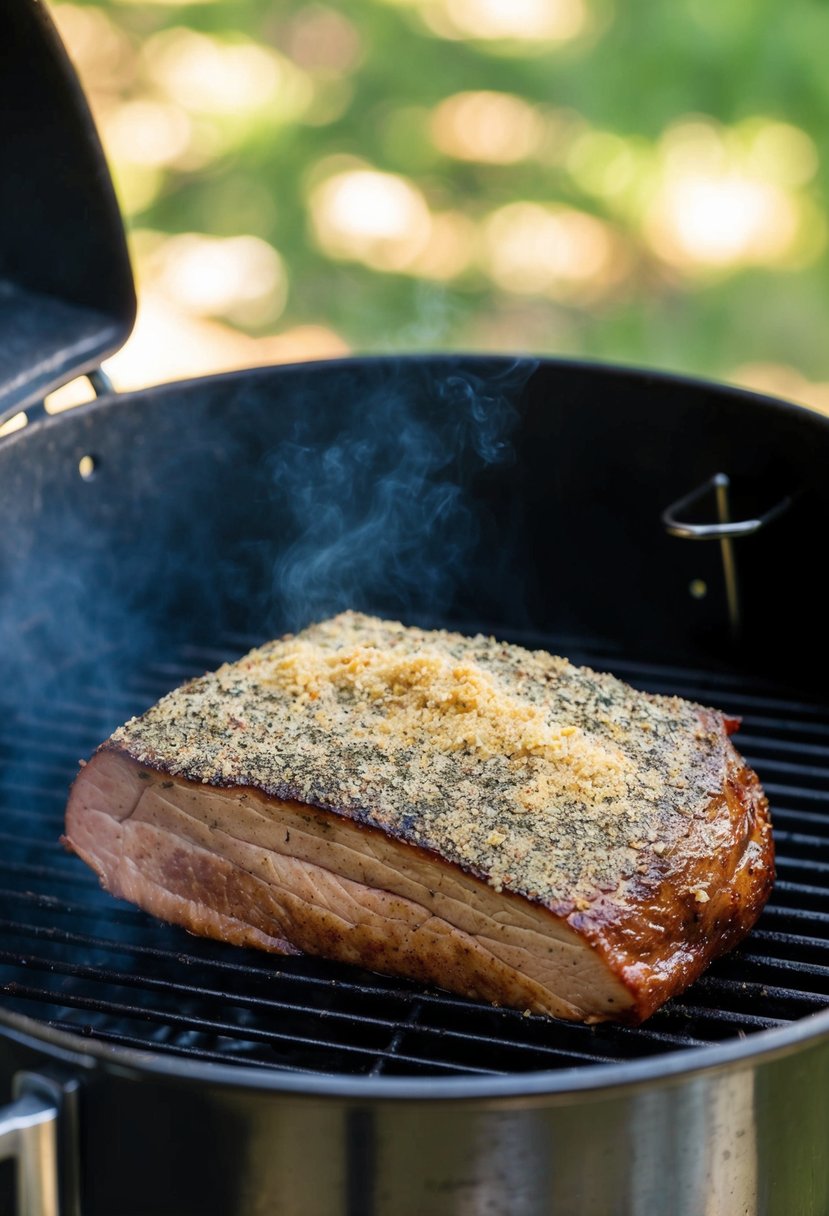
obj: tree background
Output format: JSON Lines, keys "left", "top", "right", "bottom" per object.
{"left": 46, "top": 0, "right": 829, "bottom": 411}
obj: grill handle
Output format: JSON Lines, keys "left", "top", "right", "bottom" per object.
{"left": 0, "top": 366, "right": 116, "bottom": 436}
{"left": 0, "top": 1090, "right": 59, "bottom": 1216}
{"left": 0, "top": 1072, "right": 80, "bottom": 1216}
{"left": 662, "top": 472, "right": 792, "bottom": 540}
{"left": 662, "top": 472, "right": 793, "bottom": 639}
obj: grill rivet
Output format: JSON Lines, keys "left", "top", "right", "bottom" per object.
{"left": 689, "top": 579, "right": 707, "bottom": 599}
{"left": 78, "top": 454, "right": 97, "bottom": 480}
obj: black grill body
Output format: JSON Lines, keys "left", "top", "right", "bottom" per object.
{"left": 2, "top": 356, "right": 829, "bottom": 1216}
{"left": 3, "top": 4, "right": 829, "bottom": 1213}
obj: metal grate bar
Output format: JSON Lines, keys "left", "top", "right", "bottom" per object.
{"left": 762, "top": 909, "right": 829, "bottom": 930}
{"left": 0, "top": 733, "right": 90, "bottom": 761}
{"left": 3, "top": 982, "right": 503, "bottom": 1076}
{"left": 748, "top": 763, "right": 829, "bottom": 789}
{"left": 772, "top": 831, "right": 829, "bottom": 854}
{"left": 7, "top": 714, "right": 113, "bottom": 741}
{"left": 776, "top": 857, "right": 829, "bottom": 877}
{"left": 0, "top": 831, "right": 61, "bottom": 851}
{"left": 657, "top": 1003, "right": 786, "bottom": 1030}
{"left": 682, "top": 975, "right": 827, "bottom": 1005}
{"left": 762, "top": 806, "right": 829, "bottom": 829}
{"left": 728, "top": 713, "right": 829, "bottom": 741}
{"left": 763, "top": 783, "right": 829, "bottom": 805}
{"left": 0, "top": 859, "right": 95, "bottom": 886}
{"left": 0, "top": 809, "right": 67, "bottom": 829}
{"left": 738, "top": 733, "right": 829, "bottom": 761}
{"left": 48, "top": 1022, "right": 323, "bottom": 1074}
{"left": 370, "top": 1002, "right": 425, "bottom": 1075}
{"left": 768, "top": 885, "right": 826, "bottom": 904}
{"left": 561, "top": 652, "right": 814, "bottom": 700}
{"left": 0, "top": 888, "right": 160, "bottom": 926}
{"left": 739, "top": 929, "right": 826, "bottom": 958}
{"left": 2, "top": 780, "right": 69, "bottom": 801}
{"left": 617, "top": 679, "right": 829, "bottom": 719}
{"left": 714, "top": 958, "right": 829, "bottom": 987}
{"left": 0, "top": 947, "right": 425, "bottom": 1029}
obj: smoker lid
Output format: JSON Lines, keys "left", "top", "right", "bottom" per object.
{"left": 0, "top": 0, "right": 135, "bottom": 422}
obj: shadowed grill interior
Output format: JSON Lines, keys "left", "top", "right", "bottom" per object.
{"left": 1, "top": 633, "right": 827, "bottom": 1078}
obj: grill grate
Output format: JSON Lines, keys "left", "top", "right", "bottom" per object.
{"left": 1, "top": 636, "right": 828, "bottom": 1078}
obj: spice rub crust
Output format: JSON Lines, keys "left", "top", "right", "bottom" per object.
{"left": 107, "top": 611, "right": 770, "bottom": 927}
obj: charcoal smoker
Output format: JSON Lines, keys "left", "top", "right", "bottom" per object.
{"left": 2, "top": 4, "right": 829, "bottom": 1214}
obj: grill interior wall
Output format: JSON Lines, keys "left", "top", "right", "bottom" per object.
{"left": 2, "top": 360, "right": 829, "bottom": 709}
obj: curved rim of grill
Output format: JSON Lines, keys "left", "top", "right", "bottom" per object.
{"left": 1, "top": 1000, "right": 828, "bottom": 1100}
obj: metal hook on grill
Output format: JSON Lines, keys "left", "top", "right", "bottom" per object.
{"left": 86, "top": 367, "right": 115, "bottom": 398}
{"left": 0, "top": 366, "right": 116, "bottom": 436}
{"left": 662, "top": 474, "right": 791, "bottom": 541}
{"left": 662, "top": 473, "right": 792, "bottom": 640}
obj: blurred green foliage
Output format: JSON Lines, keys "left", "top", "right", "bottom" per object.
{"left": 56, "top": 0, "right": 829, "bottom": 402}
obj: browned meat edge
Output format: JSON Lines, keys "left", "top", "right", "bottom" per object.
{"left": 63, "top": 736, "right": 773, "bottom": 1024}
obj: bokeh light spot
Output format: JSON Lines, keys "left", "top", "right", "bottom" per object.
{"left": 747, "top": 122, "right": 819, "bottom": 187}
{"left": 147, "top": 233, "right": 288, "bottom": 325}
{"left": 52, "top": 5, "right": 131, "bottom": 85}
{"left": 432, "top": 92, "right": 545, "bottom": 163}
{"left": 103, "top": 100, "right": 191, "bottom": 168}
{"left": 426, "top": 0, "right": 587, "bottom": 42}
{"left": 645, "top": 118, "right": 817, "bottom": 273}
{"left": 310, "top": 169, "right": 432, "bottom": 271}
{"left": 410, "top": 211, "right": 476, "bottom": 279}
{"left": 144, "top": 28, "right": 311, "bottom": 119}
{"left": 286, "top": 6, "right": 362, "bottom": 72}
{"left": 482, "top": 202, "right": 624, "bottom": 301}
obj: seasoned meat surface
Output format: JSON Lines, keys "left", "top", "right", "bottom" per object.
{"left": 64, "top": 613, "right": 774, "bottom": 1023}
